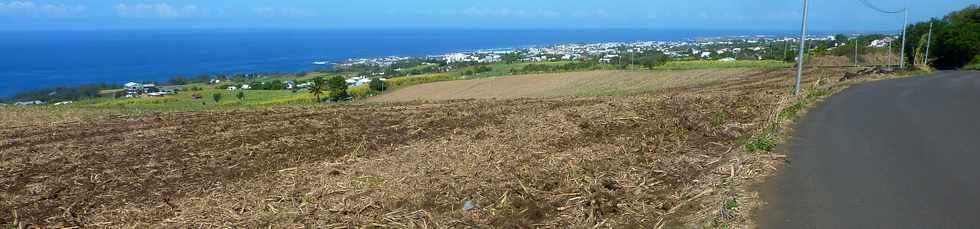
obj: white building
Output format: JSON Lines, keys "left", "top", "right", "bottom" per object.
{"left": 445, "top": 53, "right": 471, "bottom": 64}
{"left": 869, "top": 37, "right": 896, "bottom": 48}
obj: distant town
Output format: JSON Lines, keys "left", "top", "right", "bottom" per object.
{"left": 336, "top": 34, "right": 900, "bottom": 68}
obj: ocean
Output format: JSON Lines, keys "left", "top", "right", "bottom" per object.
{"left": 0, "top": 29, "right": 787, "bottom": 97}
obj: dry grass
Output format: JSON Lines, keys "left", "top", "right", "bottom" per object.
{"left": 368, "top": 69, "right": 762, "bottom": 102}
{"left": 1, "top": 64, "right": 911, "bottom": 228}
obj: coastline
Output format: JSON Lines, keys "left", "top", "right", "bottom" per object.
{"left": 0, "top": 29, "right": 856, "bottom": 98}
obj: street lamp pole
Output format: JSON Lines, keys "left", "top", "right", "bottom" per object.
{"left": 794, "top": 0, "right": 810, "bottom": 95}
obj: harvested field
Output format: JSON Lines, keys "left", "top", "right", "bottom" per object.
{"left": 1, "top": 67, "right": 856, "bottom": 227}
{"left": 369, "top": 69, "right": 761, "bottom": 102}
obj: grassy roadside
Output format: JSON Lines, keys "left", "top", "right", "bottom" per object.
{"left": 696, "top": 69, "right": 926, "bottom": 228}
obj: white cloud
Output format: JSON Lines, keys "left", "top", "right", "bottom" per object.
{"left": 114, "top": 3, "right": 206, "bottom": 18}
{"left": 0, "top": 1, "right": 86, "bottom": 17}
{"left": 252, "top": 7, "right": 314, "bottom": 18}
{"left": 572, "top": 9, "right": 609, "bottom": 18}
{"left": 387, "top": 7, "right": 563, "bottom": 19}
{"left": 460, "top": 7, "right": 560, "bottom": 19}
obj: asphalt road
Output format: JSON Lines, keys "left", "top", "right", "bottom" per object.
{"left": 760, "top": 71, "right": 980, "bottom": 229}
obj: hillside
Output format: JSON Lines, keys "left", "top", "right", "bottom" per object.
{"left": 2, "top": 66, "right": 898, "bottom": 227}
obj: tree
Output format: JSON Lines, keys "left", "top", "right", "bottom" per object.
{"left": 326, "top": 76, "right": 349, "bottom": 101}
{"left": 903, "top": 4, "right": 979, "bottom": 69}
{"left": 212, "top": 93, "right": 222, "bottom": 104}
{"left": 309, "top": 77, "right": 326, "bottom": 102}
{"left": 369, "top": 78, "right": 387, "bottom": 92}
{"left": 236, "top": 91, "right": 245, "bottom": 104}
{"left": 501, "top": 52, "right": 523, "bottom": 63}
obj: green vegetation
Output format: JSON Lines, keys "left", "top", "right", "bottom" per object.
{"left": 965, "top": 55, "right": 980, "bottom": 70}
{"left": 236, "top": 91, "right": 245, "bottom": 104}
{"left": 747, "top": 87, "right": 832, "bottom": 153}
{"left": 463, "top": 65, "right": 493, "bottom": 76}
{"left": 654, "top": 60, "right": 792, "bottom": 70}
{"left": 325, "top": 76, "right": 350, "bottom": 101}
{"left": 905, "top": 4, "right": 980, "bottom": 69}
{"left": 607, "top": 51, "right": 671, "bottom": 69}
{"left": 309, "top": 77, "right": 326, "bottom": 102}
{"left": 75, "top": 89, "right": 311, "bottom": 111}
{"left": 511, "top": 61, "right": 600, "bottom": 74}
{"left": 386, "top": 73, "right": 456, "bottom": 88}
{"left": 369, "top": 78, "right": 386, "bottom": 92}
{"left": 744, "top": 126, "right": 777, "bottom": 153}
{"left": 724, "top": 198, "right": 739, "bottom": 211}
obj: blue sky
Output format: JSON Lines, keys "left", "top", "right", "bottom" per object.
{"left": 0, "top": 0, "right": 974, "bottom": 31}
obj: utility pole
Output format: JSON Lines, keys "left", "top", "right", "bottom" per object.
{"left": 783, "top": 39, "right": 790, "bottom": 61}
{"left": 794, "top": 0, "right": 809, "bottom": 95}
{"left": 899, "top": 7, "right": 909, "bottom": 69}
{"left": 888, "top": 42, "right": 893, "bottom": 66}
{"left": 924, "top": 21, "right": 933, "bottom": 66}
{"left": 854, "top": 38, "right": 859, "bottom": 66}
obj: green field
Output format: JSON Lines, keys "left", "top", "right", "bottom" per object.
{"left": 53, "top": 60, "right": 790, "bottom": 111}
{"left": 75, "top": 88, "right": 315, "bottom": 111}
{"left": 652, "top": 60, "right": 793, "bottom": 70}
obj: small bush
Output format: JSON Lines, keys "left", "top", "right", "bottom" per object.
{"left": 212, "top": 93, "right": 222, "bottom": 104}
{"left": 779, "top": 102, "right": 805, "bottom": 120}
{"left": 745, "top": 126, "right": 777, "bottom": 153}
{"left": 724, "top": 198, "right": 739, "bottom": 211}
{"left": 966, "top": 55, "right": 980, "bottom": 70}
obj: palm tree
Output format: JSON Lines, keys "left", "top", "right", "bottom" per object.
{"left": 309, "top": 77, "right": 325, "bottom": 102}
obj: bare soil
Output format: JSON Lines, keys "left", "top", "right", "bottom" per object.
{"left": 0, "top": 67, "right": 848, "bottom": 227}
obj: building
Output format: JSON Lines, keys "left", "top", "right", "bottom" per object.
{"left": 14, "top": 100, "right": 45, "bottom": 106}
{"left": 869, "top": 37, "right": 896, "bottom": 48}
{"left": 124, "top": 82, "right": 143, "bottom": 97}
{"left": 345, "top": 77, "right": 372, "bottom": 86}
{"left": 124, "top": 82, "right": 159, "bottom": 97}
{"left": 445, "top": 53, "right": 471, "bottom": 64}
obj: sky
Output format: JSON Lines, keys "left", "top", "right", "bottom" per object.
{"left": 0, "top": 0, "right": 975, "bottom": 31}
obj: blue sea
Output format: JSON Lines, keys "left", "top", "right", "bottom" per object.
{"left": 0, "top": 29, "right": 788, "bottom": 97}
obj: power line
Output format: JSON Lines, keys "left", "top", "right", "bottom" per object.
{"left": 857, "top": 0, "right": 905, "bottom": 14}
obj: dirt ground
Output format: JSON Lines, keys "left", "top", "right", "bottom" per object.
{"left": 368, "top": 69, "right": 761, "bottom": 102}
{"left": 1, "top": 67, "right": 850, "bottom": 227}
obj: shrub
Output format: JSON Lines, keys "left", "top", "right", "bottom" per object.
{"left": 369, "top": 78, "right": 386, "bottom": 91}
{"left": 744, "top": 126, "right": 777, "bottom": 153}
{"left": 236, "top": 91, "right": 245, "bottom": 103}
{"left": 966, "top": 55, "right": 980, "bottom": 70}
{"left": 348, "top": 85, "right": 374, "bottom": 99}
